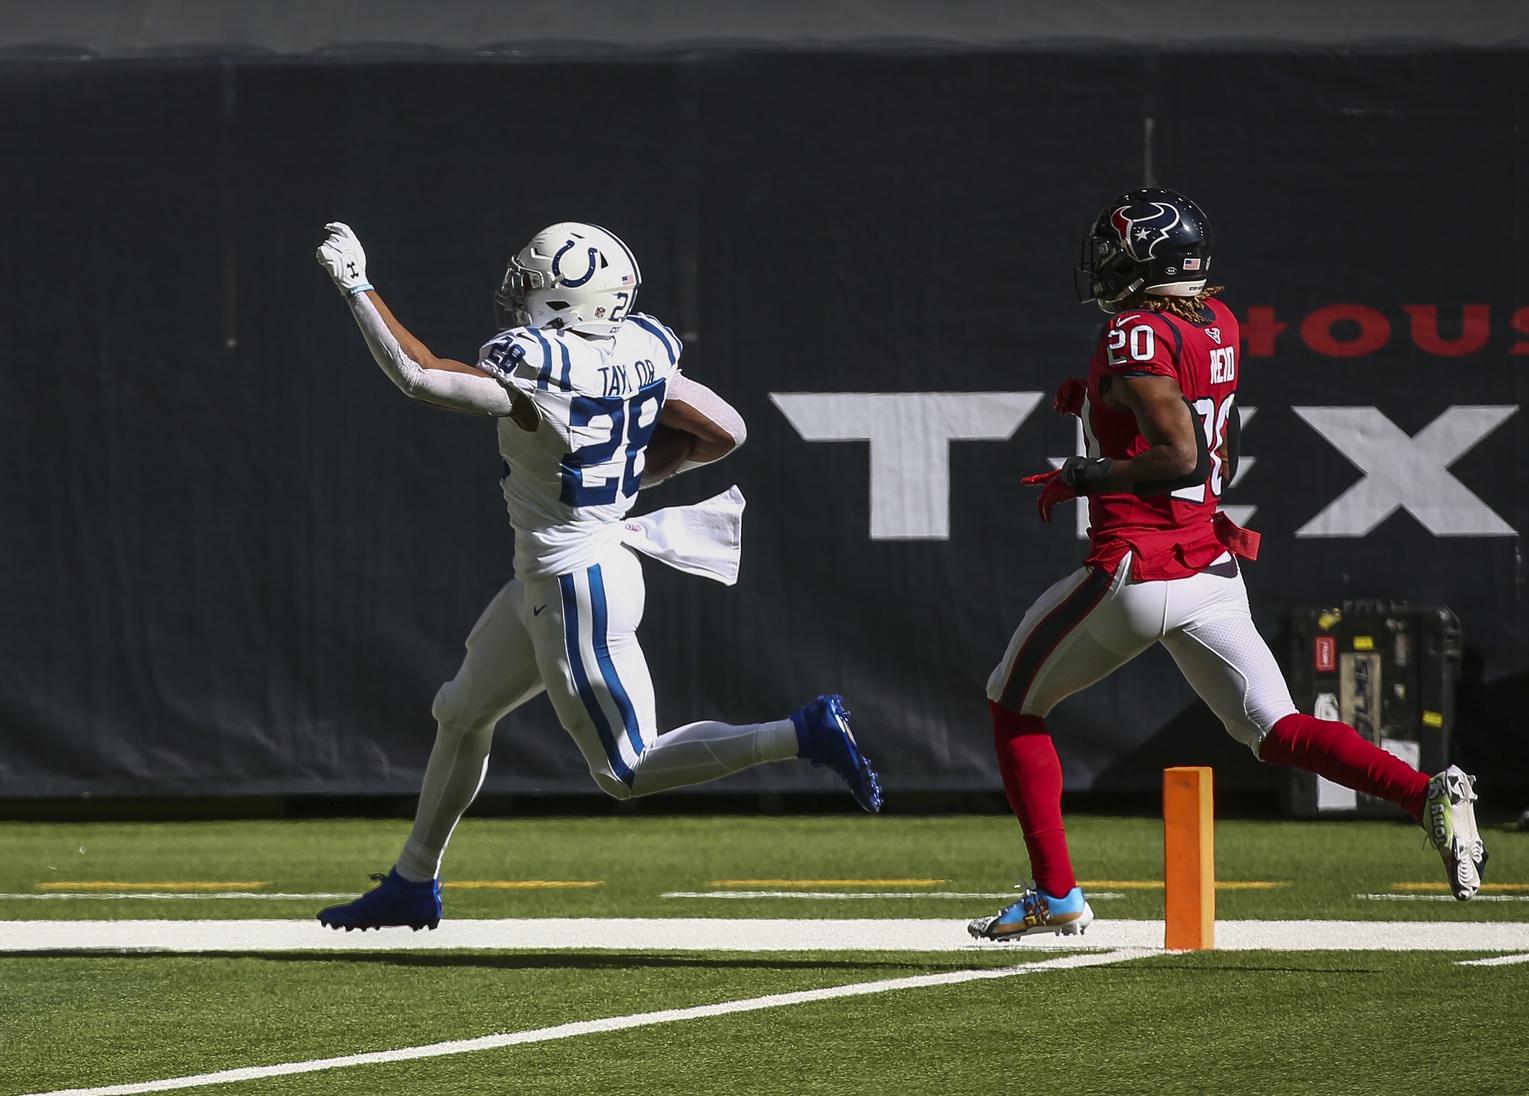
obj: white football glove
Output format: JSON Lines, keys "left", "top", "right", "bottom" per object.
{"left": 316, "top": 221, "right": 373, "bottom": 297}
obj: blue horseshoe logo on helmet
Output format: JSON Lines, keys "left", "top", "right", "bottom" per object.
{"left": 552, "top": 240, "right": 599, "bottom": 287}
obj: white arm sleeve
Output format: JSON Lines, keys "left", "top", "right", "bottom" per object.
{"left": 667, "top": 373, "right": 746, "bottom": 471}
{"left": 348, "top": 294, "right": 514, "bottom": 417}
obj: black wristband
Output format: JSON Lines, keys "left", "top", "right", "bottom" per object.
{"left": 1059, "top": 455, "right": 1116, "bottom": 495}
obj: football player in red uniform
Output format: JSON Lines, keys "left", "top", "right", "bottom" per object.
{"left": 969, "top": 189, "right": 1487, "bottom": 942}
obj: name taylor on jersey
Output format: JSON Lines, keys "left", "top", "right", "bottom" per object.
{"left": 597, "top": 356, "right": 660, "bottom": 399}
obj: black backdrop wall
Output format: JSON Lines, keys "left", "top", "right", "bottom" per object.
{"left": 1, "top": 49, "right": 1524, "bottom": 799}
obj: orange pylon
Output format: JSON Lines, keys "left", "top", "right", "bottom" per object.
{"left": 1163, "top": 766, "right": 1215, "bottom": 950}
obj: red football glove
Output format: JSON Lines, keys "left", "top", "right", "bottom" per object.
{"left": 1020, "top": 469, "right": 1076, "bottom": 523}
{"left": 1053, "top": 377, "right": 1087, "bottom": 418}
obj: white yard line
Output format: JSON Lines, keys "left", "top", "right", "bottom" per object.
{"left": 7, "top": 890, "right": 1513, "bottom": 905}
{"left": 662, "top": 890, "right": 1126, "bottom": 901}
{"left": 10, "top": 917, "right": 1528, "bottom": 1096}
{"left": 1210, "top": 920, "right": 1529, "bottom": 951}
{"left": 3, "top": 918, "right": 1529, "bottom": 953}
{"left": 1, "top": 918, "right": 990, "bottom": 953}
{"left": 0, "top": 893, "right": 354, "bottom": 901}
{"left": 1355, "top": 894, "right": 1529, "bottom": 902}
{"left": 16, "top": 948, "right": 1152, "bottom": 1096}
{"left": 1456, "top": 952, "right": 1529, "bottom": 967}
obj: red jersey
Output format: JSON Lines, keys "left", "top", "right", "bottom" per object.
{"left": 1081, "top": 296, "right": 1240, "bottom": 580}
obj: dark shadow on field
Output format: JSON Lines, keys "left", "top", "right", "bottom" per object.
{"left": 4, "top": 952, "right": 1392, "bottom": 977}
{"left": 255, "top": 952, "right": 965, "bottom": 972}
{"left": 1118, "top": 961, "right": 1385, "bottom": 975}
{"left": 2, "top": 950, "right": 1004, "bottom": 973}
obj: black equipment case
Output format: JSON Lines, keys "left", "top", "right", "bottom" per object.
{"left": 1278, "top": 601, "right": 1461, "bottom": 818}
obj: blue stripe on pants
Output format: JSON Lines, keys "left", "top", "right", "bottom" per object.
{"left": 587, "top": 564, "right": 646, "bottom": 758}
{"left": 559, "top": 571, "right": 634, "bottom": 785}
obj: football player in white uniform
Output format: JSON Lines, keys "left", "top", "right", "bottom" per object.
{"left": 313, "top": 222, "right": 881, "bottom": 930}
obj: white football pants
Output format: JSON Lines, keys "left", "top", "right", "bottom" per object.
{"left": 396, "top": 544, "right": 798, "bottom": 881}
{"left": 986, "top": 553, "right": 1298, "bottom": 753}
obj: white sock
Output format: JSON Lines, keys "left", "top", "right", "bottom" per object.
{"left": 395, "top": 724, "right": 493, "bottom": 882}
{"left": 627, "top": 718, "right": 799, "bottom": 797}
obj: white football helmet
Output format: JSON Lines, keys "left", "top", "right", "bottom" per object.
{"left": 494, "top": 222, "right": 641, "bottom": 336}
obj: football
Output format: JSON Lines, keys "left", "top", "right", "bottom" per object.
{"left": 643, "top": 423, "right": 695, "bottom": 482}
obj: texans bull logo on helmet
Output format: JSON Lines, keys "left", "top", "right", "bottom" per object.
{"left": 1078, "top": 187, "right": 1212, "bottom": 312}
{"left": 1110, "top": 200, "right": 1182, "bottom": 262}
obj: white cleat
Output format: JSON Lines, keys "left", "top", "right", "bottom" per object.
{"left": 1423, "top": 765, "right": 1488, "bottom": 901}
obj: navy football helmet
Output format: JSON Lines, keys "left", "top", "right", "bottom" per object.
{"left": 1076, "top": 188, "right": 1213, "bottom": 313}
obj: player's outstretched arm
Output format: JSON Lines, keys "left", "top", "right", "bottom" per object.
{"left": 315, "top": 222, "right": 512, "bottom": 417}
{"left": 642, "top": 375, "right": 747, "bottom": 485}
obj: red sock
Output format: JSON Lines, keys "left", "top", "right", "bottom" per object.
{"left": 990, "top": 700, "right": 1076, "bottom": 896}
{"left": 1260, "top": 713, "right": 1429, "bottom": 821}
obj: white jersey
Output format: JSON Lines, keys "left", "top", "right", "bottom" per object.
{"left": 478, "top": 314, "right": 684, "bottom": 579}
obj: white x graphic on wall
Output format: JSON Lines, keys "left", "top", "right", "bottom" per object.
{"left": 1293, "top": 405, "right": 1517, "bottom": 537}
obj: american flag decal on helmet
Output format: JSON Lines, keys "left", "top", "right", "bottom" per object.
{"left": 1183, "top": 257, "right": 1202, "bottom": 270}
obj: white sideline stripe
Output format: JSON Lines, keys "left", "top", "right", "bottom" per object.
{"left": 26, "top": 891, "right": 1521, "bottom": 905}
{"left": 4, "top": 918, "right": 984, "bottom": 953}
{"left": 0, "top": 893, "right": 354, "bottom": 902}
{"left": 662, "top": 890, "right": 1125, "bottom": 901}
{"left": 0, "top": 890, "right": 1128, "bottom": 904}
{"left": 1356, "top": 894, "right": 1529, "bottom": 903}
{"left": 16, "top": 948, "right": 1152, "bottom": 1096}
{"left": 1206, "top": 921, "right": 1529, "bottom": 951}
{"left": 0, "top": 891, "right": 1030, "bottom": 903}
{"left": 1457, "top": 952, "right": 1529, "bottom": 967}
{"left": 4, "top": 918, "right": 1529, "bottom": 953}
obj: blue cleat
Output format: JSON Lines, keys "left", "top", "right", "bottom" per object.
{"left": 317, "top": 868, "right": 442, "bottom": 931}
{"left": 967, "top": 883, "right": 1094, "bottom": 941}
{"left": 791, "top": 694, "right": 883, "bottom": 813}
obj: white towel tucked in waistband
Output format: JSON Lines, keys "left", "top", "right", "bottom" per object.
{"left": 618, "top": 485, "right": 746, "bottom": 585}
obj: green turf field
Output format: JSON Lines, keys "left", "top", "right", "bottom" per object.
{"left": 2, "top": 813, "right": 1526, "bottom": 1095}
{"left": 3, "top": 813, "right": 1523, "bottom": 921}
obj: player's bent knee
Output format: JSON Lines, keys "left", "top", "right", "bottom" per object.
{"left": 430, "top": 681, "right": 461, "bottom": 731}
{"left": 1238, "top": 703, "right": 1299, "bottom": 760}
{"left": 990, "top": 700, "right": 1049, "bottom": 739}
{"left": 590, "top": 770, "right": 635, "bottom": 801}
{"left": 431, "top": 680, "right": 488, "bottom": 738}
{"left": 1217, "top": 713, "right": 1267, "bottom": 755}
